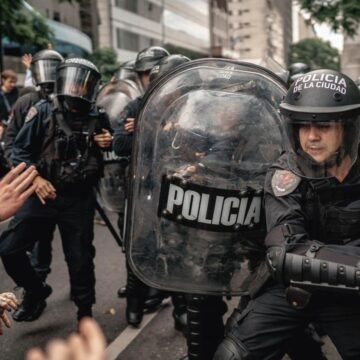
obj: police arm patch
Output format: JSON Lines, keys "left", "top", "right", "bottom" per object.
{"left": 25, "top": 106, "right": 38, "bottom": 123}
{"left": 271, "top": 169, "right": 300, "bottom": 197}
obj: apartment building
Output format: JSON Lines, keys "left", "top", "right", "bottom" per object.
{"left": 227, "top": 0, "right": 292, "bottom": 66}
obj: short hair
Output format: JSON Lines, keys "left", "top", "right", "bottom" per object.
{"left": 1, "top": 69, "right": 18, "bottom": 82}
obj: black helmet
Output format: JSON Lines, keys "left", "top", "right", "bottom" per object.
{"left": 280, "top": 69, "right": 360, "bottom": 178}
{"left": 134, "top": 46, "right": 170, "bottom": 73}
{"left": 289, "top": 62, "right": 310, "bottom": 76}
{"left": 288, "top": 63, "right": 310, "bottom": 85}
{"left": 55, "top": 58, "right": 101, "bottom": 113}
{"left": 31, "top": 49, "right": 64, "bottom": 92}
{"left": 113, "top": 60, "right": 137, "bottom": 81}
{"left": 149, "top": 54, "right": 190, "bottom": 83}
{"left": 355, "top": 77, "right": 360, "bottom": 91}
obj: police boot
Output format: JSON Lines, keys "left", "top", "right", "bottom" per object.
{"left": 172, "top": 293, "right": 188, "bottom": 336}
{"left": 144, "top": 287, "right": 167, "bottom": 312}
{"left": 117, "top": 286, "right": 127, "bottom": 298}
{"left": 12, "top": 284, "right": 52, "bottom": 322}
{"left": 126, "top": 296, "right": 144, "bottom": 327}
{"left": 126, "top": 268, "right": 146, "bottom": 327}
{"left": 77, "top": 306, "right": 93, "bottom": 321}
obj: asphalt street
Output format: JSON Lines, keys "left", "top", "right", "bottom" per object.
{"left": 0, "top": 213, "right": 340, "bottom": 360}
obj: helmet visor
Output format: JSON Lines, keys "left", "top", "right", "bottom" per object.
{"left": 31, "top": 59, "right": 61, "bottom": 86}
{"left": 283, "top": 115, "right": 360, "bottom": 179}
{"left": 56, "top": 66, "right": 100, "bottom": 103}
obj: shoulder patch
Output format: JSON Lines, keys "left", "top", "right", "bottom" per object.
{"left": 25, "top": 106, "right": 38, "bottom": 123}
{"left": 271, "top": 169, "right": 301, "bottom": 197}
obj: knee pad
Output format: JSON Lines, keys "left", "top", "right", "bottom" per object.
{"left": 213, "top": 337, "right": 251, "bottom": 360}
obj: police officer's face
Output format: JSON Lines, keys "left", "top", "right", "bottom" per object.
{"left": 299, "top": 122, "right": 343, "bottom": 163}
{"left": 140, "top": 71, "right": 151, "bottom": 89}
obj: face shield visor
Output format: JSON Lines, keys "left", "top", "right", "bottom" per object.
{"left": 283, "top": 115, "right": 360, "bottom": 179}
{"left": 55, "top": 65, "right": 100, "bottom": 113}
{"left": 31, "top": 59, "right": 61, "bottom": 86}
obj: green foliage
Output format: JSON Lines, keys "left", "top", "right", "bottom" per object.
{"left": 290, "top": 38, "right": 340, "bottom": 71}
{"left": 0, "top": 0, "right": 52, "bottom": 48}
{"left": 88, "top": 48, "right": 120, "bottom": 83}
{"left": 297, "top": 0, "right": 360, "bottom": 37}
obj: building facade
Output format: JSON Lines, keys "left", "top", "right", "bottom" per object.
{"left": 98, "top": 0, "right": 211, "bottom": 61}
{"left": 341, "top": 30, "right": 360, "bottom": 80}
{"left": 210, "top": 0, "right": 233, "bottom": 58}
{"left": 227, "top": 0, "right": 292, "bottom": 67}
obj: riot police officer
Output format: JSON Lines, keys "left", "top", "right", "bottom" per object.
{"left": 111, "top": 60, "right": 143, "bottom": 91}
{"left": 113, "top": 51, "right": 195, "bottom": 328}
{"left": 0, "top": 58, "right": 112, "bottom": 322}
{"left": 214, "top": 69, "right": 360, "bottom": 359}
{"left": 4, "top": 49, "right": 64, "bottom": 162}
{"left": 4, "top": 49, "right": 64, "bottom": 283}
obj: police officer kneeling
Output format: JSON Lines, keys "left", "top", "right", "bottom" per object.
{"left": 213, "top": 69, "right": 360, "bottom": 359}
{"left": 0, "top": 58, "right": 112, "bottom": 322}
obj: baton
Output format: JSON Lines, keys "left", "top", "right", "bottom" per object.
{"left": 95, "top": 200, "right": 123, "bottom": 248}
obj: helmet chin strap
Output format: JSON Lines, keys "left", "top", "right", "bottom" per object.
{"left": 296, "top": 147, "right": 345, "bottom": 177}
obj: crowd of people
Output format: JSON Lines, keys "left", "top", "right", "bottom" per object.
{"left": 0, "top": 43, "right": 359, "bottom": 360}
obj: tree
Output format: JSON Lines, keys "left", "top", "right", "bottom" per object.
{"left": 0, "top": 0, "right": 53, "bottom": 71}
{"left": 297, "top": 0, "right": 360, "bottom": 37}
{"left": 88, "top": 48, "right": 120, "bottom": 83}
{"left": 289, "top": 38, "right": 340, "bottom": 71}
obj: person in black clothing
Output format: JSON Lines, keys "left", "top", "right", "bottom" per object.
{"left": 4, "top": 49, "right": 64, "bottom": 164}
{"left": 4, "top": 49, "right": 64, "bottom": 284}
{"left": 112, "top": 51, "right": 196, "bottom": 330}
{"left": 0, "top": 58, "right": 112, "bottom": 323}
{"left": 214, "top": 69, "right": 360, "bottom": 359}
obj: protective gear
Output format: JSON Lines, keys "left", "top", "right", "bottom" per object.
{"left": 56, "top": 58, "right": 101, "bottom": 114}
{"left": 113, "top": 60, "right": 139, "bottom": 82}
{"left": 213, "top": 337, "right": 250, "bottom": 360}
{"left": 96, "top": 81, "right": 141, "bottom": 213}
{"left": 134, "top": 46, "right": 169, "bottom": 73}
{"left": 149, "top": 54, "right": 190, "bottom": 83}
{"left": 12, "top": 284, "right": 52, "bottom": 322}
{"left": 288, "top": 62, "right": 310, "bottom": 84}
{"left": 280, "top": 69, "right": 360, "bottom": 178}
{"left": 126, "top": 58, "right": 287, "bottom": 295}
{"left": 31, "top": 49, "right": 64, "bottom": 93}
{"left": 35, "top": 108, "right": 105, "bottom": 191}
{"left": 289, "top": 62, "right": 310, "bottom": 75}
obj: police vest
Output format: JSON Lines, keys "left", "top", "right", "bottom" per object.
{"left": 303, "top": 179, "right": 360, "bottom": 244}
{"left": 37, "top": 109, "right": 104, "bottom": 190}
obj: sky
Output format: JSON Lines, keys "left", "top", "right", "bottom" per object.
{"left": 314, "top": 23, "right": 344, "bottom": 51}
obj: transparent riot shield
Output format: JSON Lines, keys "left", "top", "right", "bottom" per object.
{"left": 96, "top": 80, "right": 142, "bottom": 212}
{"left": 127, "top": 59, "right": 287, "bottom": 295}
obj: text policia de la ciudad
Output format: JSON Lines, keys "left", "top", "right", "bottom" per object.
{"left": 293, "top": 73, "right": 347, "bottom": 94}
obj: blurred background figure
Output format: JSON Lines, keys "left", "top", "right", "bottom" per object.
{"left": 0, "top": 70, "right": 19, "bottom": 139}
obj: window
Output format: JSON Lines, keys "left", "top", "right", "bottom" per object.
{"left": 116, "top": 28, "right": 160, "bottom": 51}
{"left": 116, "top": 29, "right": 139, "bottom": 51}
{"left": 53, "top": 11, "right": 61, "bottom": 22}
{"left": 115, "top": 0, "right": 138, "bottom": 13}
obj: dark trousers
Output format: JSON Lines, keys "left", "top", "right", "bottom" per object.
{"left": 225, "top": 284, "right": 360, "bottom": 360}
{"left": 29, "top": 227, "right": 55, "bottom": 282}
{"left": 0, "top": 192, "right": 96, "bottom": 308}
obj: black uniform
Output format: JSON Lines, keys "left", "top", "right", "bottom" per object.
{"left": 4, "top": 91, "right": 42, "bottom": 162}
{"left": 214, "top": 152, "right": 360, "bottom": 359}
{"left": 112, "top": 96, "right": 142, "bottom": 156}
{"left": 4, "top": 90, "right": 54, "bottom": 282}
{"left": 0, "top": 99, "right": 110, "bottom": 317}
